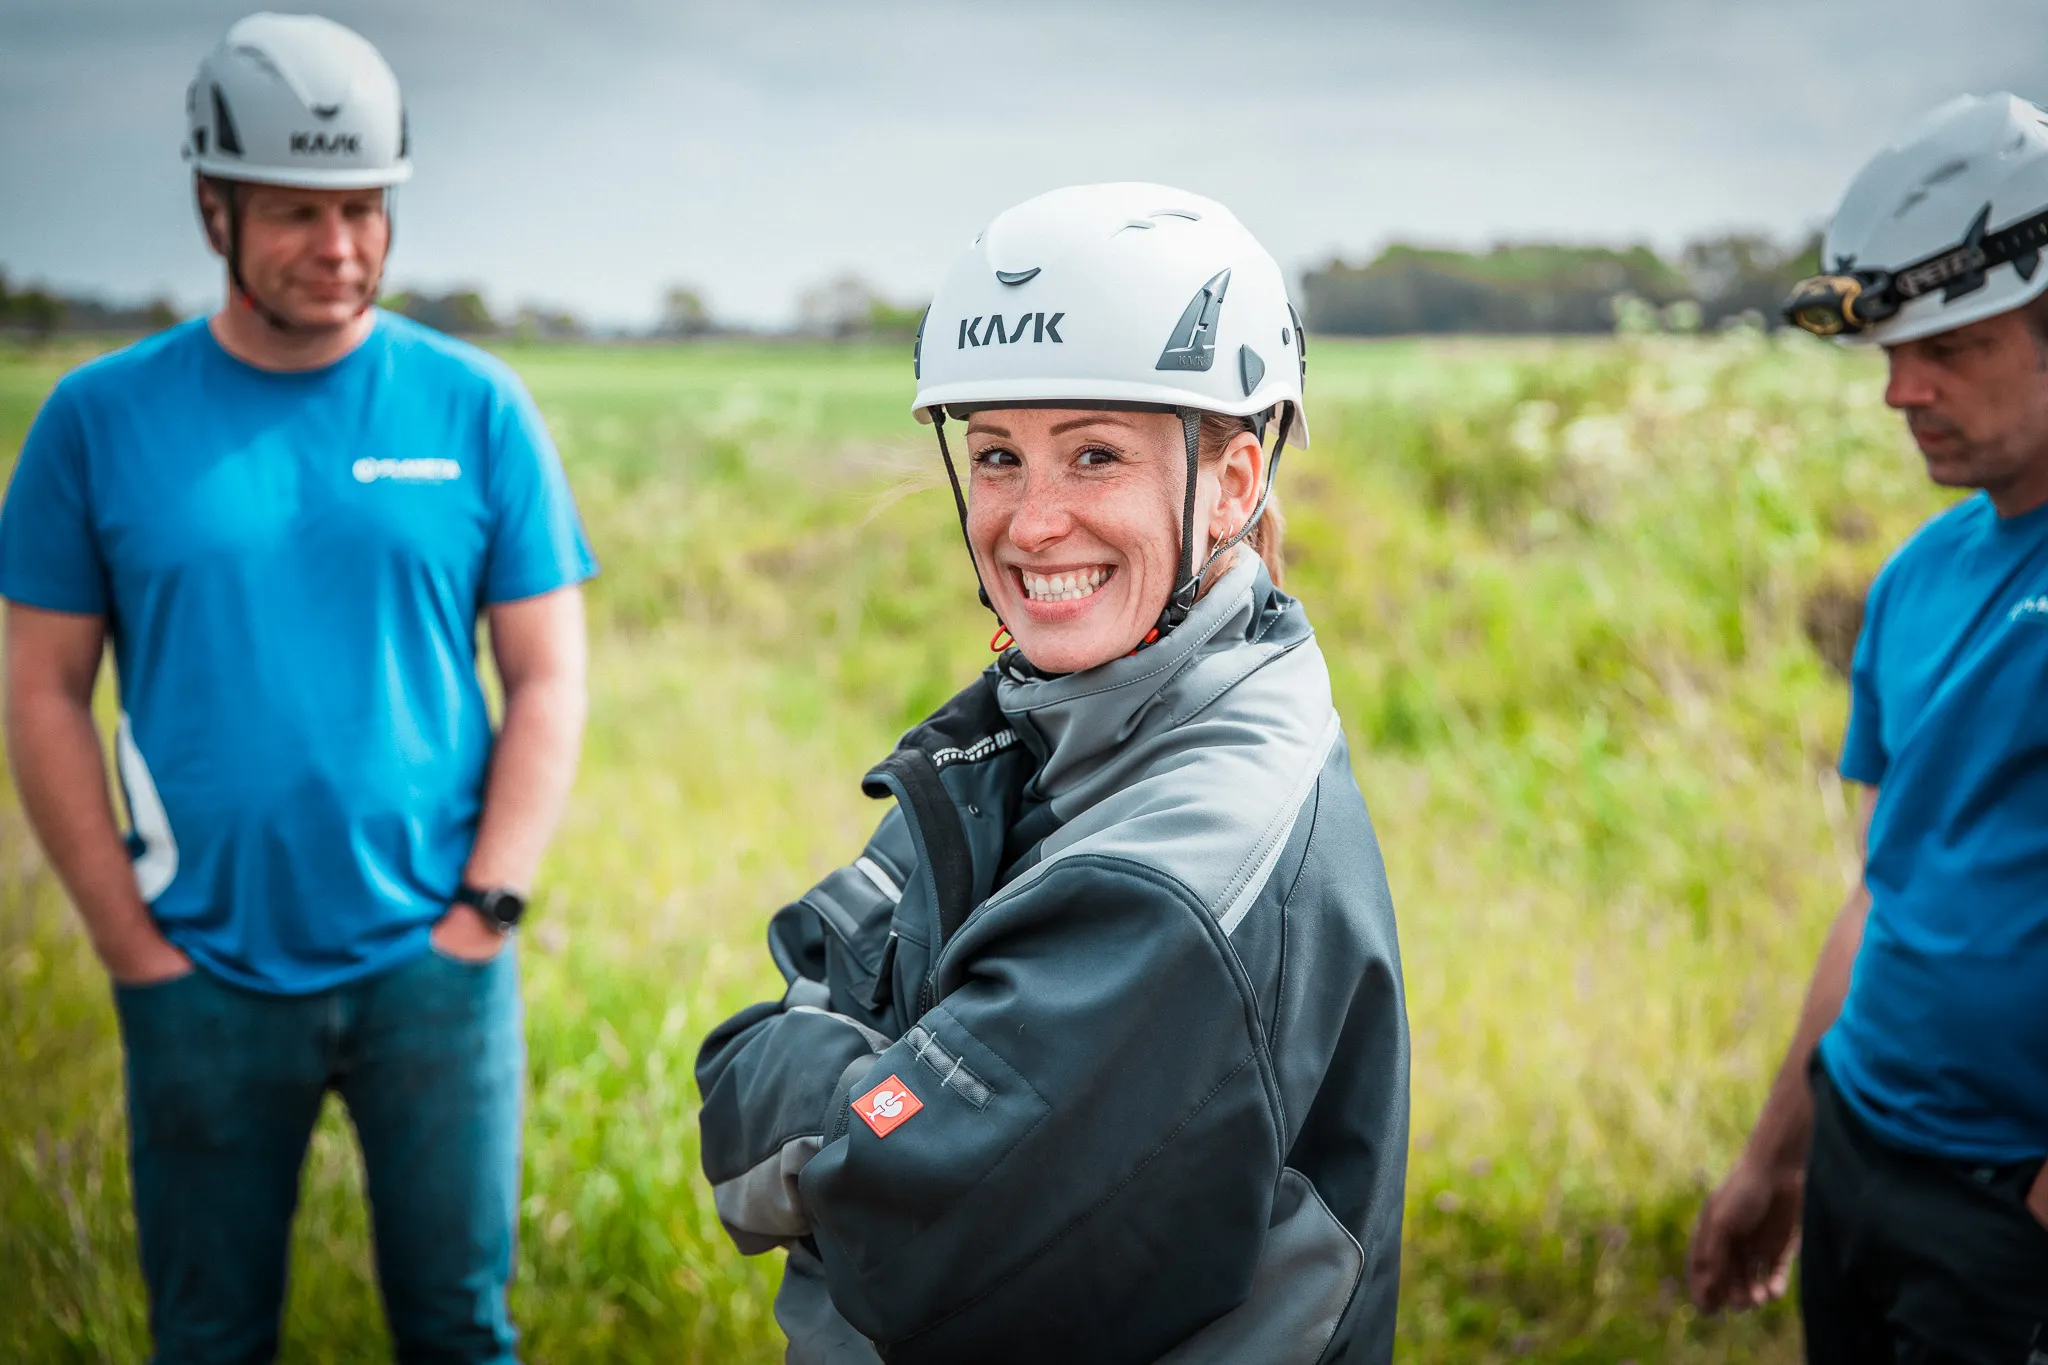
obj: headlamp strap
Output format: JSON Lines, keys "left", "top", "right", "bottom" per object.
{"left": 1890, "top": 202, "right": 2048, "bottom": 304}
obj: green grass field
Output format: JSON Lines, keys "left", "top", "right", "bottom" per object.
{"left": 0, "top": 330, "right": 1946, "bottom": 1362}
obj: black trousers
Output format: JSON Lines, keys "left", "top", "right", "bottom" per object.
{"left": 1802, "top": 1059, "right": 2048, "bottom": 1364}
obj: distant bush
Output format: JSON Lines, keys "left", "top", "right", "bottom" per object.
{"left": 382, "top": 287, "right": 497, "bottom": 336}
{"left": 0, "top": 268, "right": 181, "bottom": 339}
{"left": 1303, "top": 231, "right": 1823, "bottom": 337}
{"left": 1304, "top": 243, "right": 1690, "bottom": 336}
{"left": 797, "top": 274, "right": 924, "bottom": 341}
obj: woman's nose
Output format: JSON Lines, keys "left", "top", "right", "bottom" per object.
{"left": 1006, "top": 479, "right": 1074, "bottom": 551}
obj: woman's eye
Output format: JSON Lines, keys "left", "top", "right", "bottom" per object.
{"left": 1076, "top": 446, "right": 1119, "bottom": 468}
{"left": 971, "top": 447, "right": 1019, "bottom": 468}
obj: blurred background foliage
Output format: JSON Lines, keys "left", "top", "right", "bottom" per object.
{"left": 1300, "top": 233, "right": 1822, "bottom": 337}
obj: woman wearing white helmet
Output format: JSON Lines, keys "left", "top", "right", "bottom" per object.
{"left": 698, "top": 184, "right": 1409, "bottom": 1363}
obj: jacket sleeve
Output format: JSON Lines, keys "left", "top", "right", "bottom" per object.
{"left": 799, "top": 854, "right": 1286, "bottom": 1364}
{"left": 696, "top": 989, "right": 890, "bottom": 1254}
{"left": 695, "top": 814, "right": 916, "bottom": 1255}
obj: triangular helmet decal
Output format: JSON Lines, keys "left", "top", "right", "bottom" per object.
{"left": 1156, "top": 269, "right": 1230, "bottom": 372}
{"left": 211, "top": 84, "right": 243, "bottom": 156}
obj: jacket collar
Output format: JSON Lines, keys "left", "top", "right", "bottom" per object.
{"left": 996, "top": 554, "right": 1285, "bottom": 807}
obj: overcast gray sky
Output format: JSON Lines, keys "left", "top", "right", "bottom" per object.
{"left": 3, "top": 0, "right": 2045, "bottom": 328}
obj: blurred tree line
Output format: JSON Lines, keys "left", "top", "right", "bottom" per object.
{"left": 6, "top": 232, "right": 1825, "bottom": 343}
{"left": 0, "top": 270, "right": 181, "bottom": 339}
{"left": 794, "top": 274, "right": 922, "bottom": 340}
{"left": 380, "top": 277, "right": 926, "bottom": 341}
{"left": 1301, "top": 231, "right": 1823, "bottom": 335}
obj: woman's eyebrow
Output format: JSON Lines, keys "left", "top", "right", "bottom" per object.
{"left": 1048, "top": 415, "right": 1134, "bottom": 435}
{"left": 966, "top": 422, "right": 1012, "bottom": 438}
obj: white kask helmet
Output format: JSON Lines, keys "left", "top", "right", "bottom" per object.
{"left": 184, "top": 12, "right": 411, "bottom": 190}
{"left": 913, "top": 182, "right": 1308, "bottom": 445}
{"left": 913, "top": 183, "right": 1308, "bottom": 633}
{"left": 1808, "top": 93, "right": 2048, "bottom": 345}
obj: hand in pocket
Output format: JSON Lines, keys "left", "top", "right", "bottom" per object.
{"left": 431, "top": 904, "right": 507, "bottom": 963}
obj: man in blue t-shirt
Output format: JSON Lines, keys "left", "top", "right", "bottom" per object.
{"left": 1690, "top": 94, "right": 2048, "bottom": 1362}
{"left": 0, "top": 17, "right": 592, "bottom": 1363}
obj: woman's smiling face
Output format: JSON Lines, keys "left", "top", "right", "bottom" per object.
{"left": 965, "top": 407, "right": 1238, "bottom": 673}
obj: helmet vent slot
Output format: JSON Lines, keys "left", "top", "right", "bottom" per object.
{"left": 232, "top": 45, "right": 287, "bottom": 84}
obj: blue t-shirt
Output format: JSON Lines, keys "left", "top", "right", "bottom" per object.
{"left": 0, "top": 314, "right": 595, "bottom": 994}
{"left": 1820, "top": 491, "right": 2048, "bottom": 1163}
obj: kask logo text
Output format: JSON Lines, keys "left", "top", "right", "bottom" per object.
{"left": 2011, "top": 594, "right": 2048, "bottom": 623}
{"left": 291, "top": 131, "right": 363, "bottom": 155}
{"left": 958, "top": 312, "right": 1064, "bottom": 348}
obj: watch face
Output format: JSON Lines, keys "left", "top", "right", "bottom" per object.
{"left": 484, "top": 890, "right": 526, "bottom": 929}
{"left": 464, "top": 886, "right": 526, "bottom": 929}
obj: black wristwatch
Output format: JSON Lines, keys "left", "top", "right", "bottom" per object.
{"left": 455, "top": 883, "right": 527, "bottom": 934}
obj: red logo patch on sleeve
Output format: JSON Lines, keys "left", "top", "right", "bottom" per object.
{"left": 853, "top": 1075, "right": 924, "bottom": 1138}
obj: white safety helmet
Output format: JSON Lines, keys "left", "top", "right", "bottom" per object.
{"left": 913, "top": 183, "right": 1308, "bottom": 633}
{"left": 184, "top": 12, "right": 411, "bottom": 190}
{"left": 1787, "top": 93, "right": 2048, "bottom": 344}
{"left": 914, "top": 182, "right": 1308, "bottom": 445}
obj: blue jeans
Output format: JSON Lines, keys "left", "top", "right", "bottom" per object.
{"left": 113, "top": 943, "right": 524, "bottom": 1365}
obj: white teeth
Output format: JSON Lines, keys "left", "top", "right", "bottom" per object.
{"left": 1021, "top": 567, "right": 1111, "bottom": 602}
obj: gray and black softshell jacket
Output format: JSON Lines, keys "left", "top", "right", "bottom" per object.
{"left": 696, "top": 555, "right": 1410, "bottom": 1364}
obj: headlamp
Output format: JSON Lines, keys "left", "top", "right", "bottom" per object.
{"left": 1782, "top": 201, "right": 2048, "bottom": 337}
{"left": 1783, "top": 271, "right": 1897, "bottom": 336}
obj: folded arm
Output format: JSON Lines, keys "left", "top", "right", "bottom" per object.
{"left": 801, "top": 857, "right": 1282, "bottom": 1362}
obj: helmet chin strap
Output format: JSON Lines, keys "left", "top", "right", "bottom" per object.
{"left": 930, "top": 410, "right": 1000, "bottom": 619}
{"left": 1157, "top": 408, "right": 1205, "bottom": 634}
{"left": 211, "top": 178, "right": 391, "bottom": 333}
{"left": 1155, "top": 401, "right": 1292, "bottom": 637}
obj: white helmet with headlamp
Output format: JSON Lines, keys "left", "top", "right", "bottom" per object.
{"left": 913, "top": 182, "right": 1308, "bottom": 634}
{"left": 1785, "top": 93, "right": 2048, "bottom": 344}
